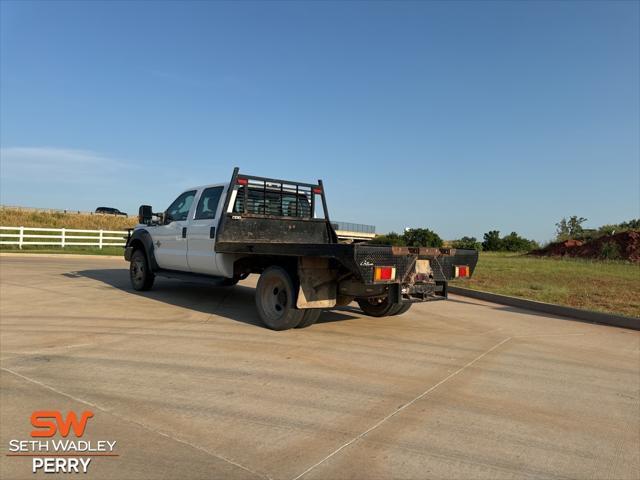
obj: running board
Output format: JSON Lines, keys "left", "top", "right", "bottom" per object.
{"left": 154, "top": 269, "right": 229, "bottom": 286}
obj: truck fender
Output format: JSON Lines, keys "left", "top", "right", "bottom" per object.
{"left": 126, "top": 229, "right": 159, "bottom": 272}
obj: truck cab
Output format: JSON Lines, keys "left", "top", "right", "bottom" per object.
{"left": 141, "top": 184, "right": 231, "bottom": 276}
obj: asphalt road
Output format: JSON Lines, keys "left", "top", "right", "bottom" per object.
{"left": 1, "top": 255, "right": 638, "bottom": 480}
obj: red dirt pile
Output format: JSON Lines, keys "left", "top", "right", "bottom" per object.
{"left": 530, "top": 231, "right": 640, "bottom": 263}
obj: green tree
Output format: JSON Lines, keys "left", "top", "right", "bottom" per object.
{"left": 482, "top": 230, "right": 502, "bottom": 251}
{"left": 555, "top": 216, "right": 587, "bottom": 241}
{"left": 403, "top": 228, "right": 443, "bottom": 247}
{"left": 369, "top": 231, "right": 406, "bottom": 246}
{"left": 501, "top": 232, "right": 539, "bottom": 252}
{"left": 451, "top": 236, "right": 482, "bottom": 251}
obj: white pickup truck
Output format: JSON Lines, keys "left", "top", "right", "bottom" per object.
{"left": 124, "top": 168, "right": 478, "bottom": 330}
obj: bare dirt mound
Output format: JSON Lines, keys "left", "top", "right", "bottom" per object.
{"left": 530, "top": 231, "right": 640, "bottom": 262}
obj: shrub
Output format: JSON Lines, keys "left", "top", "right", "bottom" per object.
{"left": 482, "top": 230, "right": 538, "bottom": 252}
{"left": 501, "top": 232, "right": 539, "bottom": 252}
{"left": 596, "top": 219, "right": 640, "bottom": 238}
{"left": 451, "top": 236, "right": 482, "bottom": 251}
{"left": 369, "top": 232, "right": 406, "bottom": 246}
{"left": 369, "top": 228, "right": 443, "bottom": 247}
{"left": 599, "top": 241, "right": 622, "bottom": 260}
{"left": 403, "top": 228, "right": 443, "bottom": 248}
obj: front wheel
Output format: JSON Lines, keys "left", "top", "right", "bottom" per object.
{"left": 130, "top": 249, "right": 154, "bottom": 291}
{"left": 255, "top": 266, "right": 304, "bottom": 330}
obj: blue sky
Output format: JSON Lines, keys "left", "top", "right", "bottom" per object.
{"left": 1, "top": 0, "right": 638, "bottom": 242}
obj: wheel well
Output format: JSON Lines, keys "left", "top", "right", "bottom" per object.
{"left": 233, "top": 255, "right": 297, "bottom": 278}
{"left": 129, "top": 239, "right": 145, "bottom": 253}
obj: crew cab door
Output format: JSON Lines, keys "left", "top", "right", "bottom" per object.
{"left": 186, "top": 185, "right": 225, "bottom": 275}
{"left": 153, "top": 190, "right": 196, "bottom": 271}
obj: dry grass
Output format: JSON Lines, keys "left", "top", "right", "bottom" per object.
{"left": 452, "top": 252, "right": 640, "bottom": 318}
{"left": 0, "top": 208, "right": 137, "bottom": 231}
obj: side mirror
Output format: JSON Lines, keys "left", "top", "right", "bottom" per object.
{"left": 138, "top": 205, "right": 153, "bottom": 224}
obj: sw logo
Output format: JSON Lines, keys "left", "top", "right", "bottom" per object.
{"left": 7, "top": 409, "right": 117, "bottom": 474}
{"left": 31, "top": 411, "right": 95, "bottom": 474}
{"left": 31, "top": 410, "right": 94, "bottom": 438}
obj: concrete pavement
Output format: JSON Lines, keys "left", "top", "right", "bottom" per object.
{"left": 1, "top": 255, "right": 638, "bottom": 479}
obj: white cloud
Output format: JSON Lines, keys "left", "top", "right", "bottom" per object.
{"left": 0, "top": 146, "right": 133, "bottom": 183}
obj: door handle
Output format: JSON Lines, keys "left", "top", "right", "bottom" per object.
{"left": 182, "top": 227, "right": 187, "bottom": 238}
{"left": 209, "top": 226, "right": 216, "bottom": 239}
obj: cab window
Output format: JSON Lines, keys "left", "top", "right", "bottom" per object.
{"left": 166, "top": 190, "right": 196, "bottom": 222}
{"left": 195, "top": 187, "right": 224, "bottom": 220}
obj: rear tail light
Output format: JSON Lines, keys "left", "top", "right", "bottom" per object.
{"left": 237, "top": 177, "right": 248, "bottom": 185}
{"left": 374, "top": 266, "right": 396, "bottom": 282}
{"left": 313, "top": 186, "right": 322, "bottom": 194}
{"left": 454, "top": 265, "right": 470, "bottom": 278}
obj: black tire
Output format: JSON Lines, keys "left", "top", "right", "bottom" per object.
{"left": 391, "top": 302, "right": 412, "bottom": 316}
{"left": 356, "top": 296, "right": 398, "bottom": 317}
{"left": 296, "top": 309, "right": 322, "bottom": 328}
{"left": 130, "top": 249, "right": 154, "bottom": 291}
{"left": 255, "top": 266, "right": 304, "bottom": 330}
{"left": 335, "top": 295, "right": 354, "bottom": 307}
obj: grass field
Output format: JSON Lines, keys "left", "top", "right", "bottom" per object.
{"left": 451, "top": 252, "right": 640, "bottom": 318}
{"left": 0, "top": 208, "right": 137, "bottom": 230}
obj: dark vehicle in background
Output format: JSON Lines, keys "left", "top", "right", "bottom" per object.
{"left": 124, "top": 168, "right": 478, "bottom": 330}
{"left": 96, "top": 207, "right": 127, "bottom": 216}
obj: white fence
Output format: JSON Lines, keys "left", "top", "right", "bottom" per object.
{"left": 0, "top": 226, "right": 128, "bottom": 249}
{"left": 0, "top": 225, "right": 374, "bottom": 249}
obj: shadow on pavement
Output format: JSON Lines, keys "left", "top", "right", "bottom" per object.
{"left": 73, "top": 268, "right": 358, "bottom": 329}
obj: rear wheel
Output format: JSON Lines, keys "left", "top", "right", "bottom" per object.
{"left": 255, "top": 266, "right": 304, "bottom": 330}
{"left": 391, "top": 302, "right": 412, "bottom": 315}
{"left": 335, "top": 295, "right": 354, "bottom": 307}
{"left": 130, "top": 249, "right": 154, "bottom": 291}
{"left": 296, "top": 309, "right": 322, "bottom": 328}
{"left": 356, "top": 296, "right": 398, "bottom": 317}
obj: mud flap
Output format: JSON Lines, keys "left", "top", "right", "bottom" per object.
{"left": 296, "top": 257, "right": 337, "bottom": 309}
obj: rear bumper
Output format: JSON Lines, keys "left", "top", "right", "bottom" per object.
{"left": 370, "top": 281, "right": 447, "bottom": 306}
{"left": 402, "top": 281, "right": 447, "bottom": 302}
